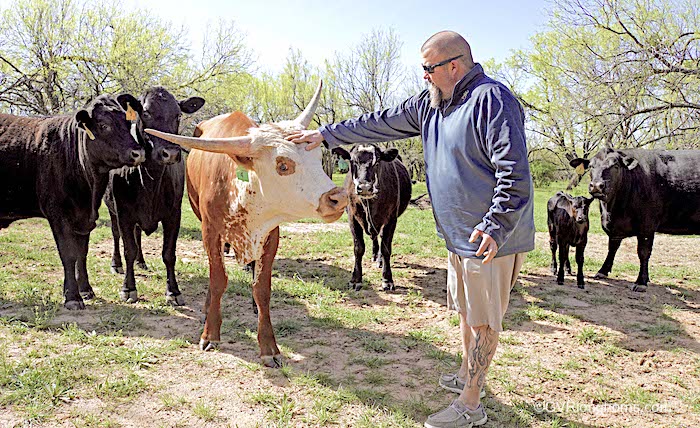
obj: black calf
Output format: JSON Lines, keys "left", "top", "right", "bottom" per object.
{"left": 547, "top": 191, "right": 593, "bottom": 288}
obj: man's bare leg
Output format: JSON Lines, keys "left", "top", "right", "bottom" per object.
{"left": 458, "top": 324, "right": 499, "bottom": 409}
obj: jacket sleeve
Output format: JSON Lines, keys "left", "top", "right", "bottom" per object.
{"left": 319, "top": 94, "right": 424, "bottom": 149}
{"left": 474, "top": 85, "right": 533, "bottom": 249}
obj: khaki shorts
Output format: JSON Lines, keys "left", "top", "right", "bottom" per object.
{"left": 447, "top": 252, "right": 526, "bottom": 332}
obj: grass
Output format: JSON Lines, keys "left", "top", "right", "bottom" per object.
{"left": 1, "top": 181, "right": 699, "bottom": 427}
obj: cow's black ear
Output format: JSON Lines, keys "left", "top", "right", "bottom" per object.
{"left": 116, "top": 94, "right": 143, "bottom": 115}
{"left": 180, "top": 97, "right": 205, "bottom": 114}
{"left": 585, "top": 196, "right": 594, "bottom": 206}
{"left": 380, "top": 148, "right": 399, "bottom": 162}
{"left": 75, "top": 109, "right": 93, "bottom": 128}
{"left": 622, "top": 154, "right": 639, "bottom": 170}
{"left": 569, "top": 158, "right": 590, "bottom": 170}
{"left": 333, "top": 147, "right": 351, "bottom": 160}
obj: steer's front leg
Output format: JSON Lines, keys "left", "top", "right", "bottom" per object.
{"left": 200, "top": 226, "right": 226, "bottom": 351}
{"left": 253, "top": 227, "right": 282, "bottom": 368}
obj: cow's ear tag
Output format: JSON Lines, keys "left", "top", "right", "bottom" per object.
{"left": 575, "top": 164, "right": 585, "bottom": 175}
{"left": 236, "top": 166, "right": 249, "bottom": 182}
{"left": 82, "top": 125, "right": 95, "bottom": 140}
{"left": 125, "top": 103, "right": 137, "bottom": 121}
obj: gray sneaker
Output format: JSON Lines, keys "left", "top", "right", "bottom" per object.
{"left": 424, "top": 401, "right": 488, "bottom": 428}
{"left": 439, "top": 374, "right": 486, "bottom": 398}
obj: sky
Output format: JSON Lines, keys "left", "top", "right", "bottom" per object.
{"left": 114, "top": 0, "right": 553, "bottom": 74}
{"left": 0, "top": 0, "right": 553, "bottom": 73}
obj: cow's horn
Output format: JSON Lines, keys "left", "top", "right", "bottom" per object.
{"left": 145, "top": 129, "right": 253, "bottom": 155}
{"left": 294, "top": 80, "right": 323, "bottom": 129}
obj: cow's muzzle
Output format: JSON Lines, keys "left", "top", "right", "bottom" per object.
{"left": 129, "top": 148, "right": 146, "bottom": 166}
{"left": 589, "top": 181, "right": 605, "bottom": 198}
{"left": 318, "top": 187, "right": 348, "bottom": 222}
{"left": 157, "top": 147, "right": 182, "bottom": 165}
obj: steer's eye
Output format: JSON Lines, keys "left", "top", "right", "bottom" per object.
{"left": 276, "top": 156, "right": 296, "bottom": 176}
{"left": 101, "top": 124, "right": 109, "bottom": 131}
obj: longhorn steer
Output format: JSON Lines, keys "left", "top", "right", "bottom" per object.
{"left": 146, "top": 82, "right": 348, "bottom": 367}
{"left": 104, "top": 87, "right": 204, "bottom": 305}
{"left": 547, "top": 191, "right": 593, "bottom": 288}
{"left": 0, "top": 95, "right": 145, "bottom": 309}
{"left": 571, "top": 147, "right": 700, "bottom": 291}
{"left": 333, "top": 144, "right": 412, "bottom": 291}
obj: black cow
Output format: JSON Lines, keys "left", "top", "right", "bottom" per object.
{"left": 103, "top": 87, "right": 204, "bottom": 304}
{"left": 547, "top": 191, "right": 593, "bottom": 288}
{"left": 571, "top": 147, "right": 700, "bottom": 291}
{"left": 0, "top": 95, "right": 145, "bottom": 309}
{"left": 333, "top": 144, "right": 411, "bottom": 291}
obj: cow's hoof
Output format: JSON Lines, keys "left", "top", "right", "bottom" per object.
{"left": 111, "top": 266, "right": 124, "bottom": 275}
{"left": 593, "top": 272, "right": 608, "bottom": 279}
{"left": 64, "top": 300, "right": 85, "bottom": 310}
{"left": 200, "top": 339, "right": 219, "bottom": 352}
{"left": 350, "top": 282, "right": 362, "bottom": 291}
{"left": 557, "top": 280, "right": 564, "bottom": 285}
{"left": 80, "top": 290, "right": 95, "bottom": 300}
{"left": 261, "top": 354, "right": 284, "bottom": 368}
{"left": 577, "top": 284, "right": 585, "bottom": 289}
{"left": 136, "top": 262, "right": 149, "bottom": 271}
{"left": 630, "top": 284, "right": 647, "bottom": 292}
{"left": 120, "top": 290, "right": 138, "bottom": 303}
{"left": 166, "top": 294, "right": 185, "bottom": 306}
{"left": 382, "top": 282, "right": 395, "bottom": 291}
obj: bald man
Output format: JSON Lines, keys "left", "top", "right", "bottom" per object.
{"left": 288, "top": 30, "right": 534, "bottom": 428}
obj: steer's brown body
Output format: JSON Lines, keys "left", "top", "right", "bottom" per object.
{"left": 149, "top": 83, "right": 347, "bottom": 367}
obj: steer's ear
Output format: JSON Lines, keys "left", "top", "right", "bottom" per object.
{"left": 332, "top": 147, "right": 351, "bottom": 160}
{"left": 569, "top": 158, "right": 590, "bottom": 170}
{"left": 116, "top": 94, "right": 143, "bottom": 116}
{"left": 621, "top": 154, "right": 639, "bottom": 170}
{"left": 380, "top": 148, "right": 399, "bottom": 162}
{"left": 180, "top": 97, "right": 205, "bottom": 114}
{"left": 75, "top": 110, "right": 92, "bottom": 128}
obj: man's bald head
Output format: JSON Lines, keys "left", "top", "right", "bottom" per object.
{"left": 421, "top": 31, "right": 475, "bottom": 69}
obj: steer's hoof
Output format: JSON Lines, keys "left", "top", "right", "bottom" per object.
{"left": 136, "top": 262, "right": 149, "bottom": 271}
{"left": 557, "top": 280, "right": 564, "bottom": 285}
{"left": 630, "top": 283, "right": 647, "bottom": 292}
{"left": 111, "top": 266, "right": 124, "bottom": 275}
{"left": 120, "top": 290, "right": 138, "bottom": 303}
{"left": 382, "top": 282, "right": 395, "bottom": 291}
{"left": 64, "top": 300, "right": 85, "bottom": 310}
{"left": 166, "top": 294, "right": 185, "bottom": 306}
{"left": 199, "top": 339, "right": 219, "bottom": 352}
{"left": 593, "top": 272, "right": 608, "bottom": 279}
{"left": 350, "top": 282, "right": 362, "bottom": 291}
{"left": 80, "top": 290, "right": 96, "bottom": 300}
{"left": 261, "top": 354, "right": 284, "bottom": 368}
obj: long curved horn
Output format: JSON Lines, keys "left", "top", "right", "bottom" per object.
{"left": 144, "top": 129, "right": 253, "bottom": 156}
{"left": 294, "top": 80, "right": 323, "bottom": 129}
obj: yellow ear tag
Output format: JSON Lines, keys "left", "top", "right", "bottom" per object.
{"left": 125, "top": 103, "right": 137, "bottom": 121}
{"left": 83, "top": 126, "right": 95, "bottom": 140}
{"left": 575, "top": 164, "right": 585, "bottom": 175}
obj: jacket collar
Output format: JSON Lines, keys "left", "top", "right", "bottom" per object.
{"left": 440, "top": 63, "right": 484, "bottom": 109}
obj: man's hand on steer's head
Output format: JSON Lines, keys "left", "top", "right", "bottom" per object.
{"left": 286, "top": 130, "right": 324, "bottom": 150}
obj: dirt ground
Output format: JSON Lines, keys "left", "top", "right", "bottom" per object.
{"left": 1, "top": 221, "right": 699, "bottom": 427}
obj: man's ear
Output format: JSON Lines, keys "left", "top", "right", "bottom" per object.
{"left": 569, "top": 158, "right": 590, "bottom": 170}
{"left": 180, "top": 97, "right": 205, "bottom": 114}
{"left": 380, "top": 148, "right": 399, "bottom": 162}
{"left": 116, "top": 94, "right": 143, "bottom": 115}
{"left": 332, "top": 147, "right": 351, "bottom": 160}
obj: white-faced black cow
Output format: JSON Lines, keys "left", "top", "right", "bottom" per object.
{"left": 103, "top": 87, "right": 204, "bottom": 305}
{"left": 571, "top": 147, "right": 700, "bottom": 291}
{"left": 0, "top": 94, "right": 145, "bottom": 309}
{"left": 547, "top": 191, "right": 593, "bottom": 288}
{"left": 333, "top": 144, "right": 412, "bottom": 291}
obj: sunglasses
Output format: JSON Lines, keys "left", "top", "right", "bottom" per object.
{"left": 422, "top": 55, "right": 464, "bottom": 74}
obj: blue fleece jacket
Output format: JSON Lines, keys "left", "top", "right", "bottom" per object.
{"left": 320, "top": 64, "right": 535, "bottom": 259}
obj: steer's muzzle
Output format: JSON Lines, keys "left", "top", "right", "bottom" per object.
{"left": 589, "top": 181, "right": 605, "bottom": 198}
{"left": 355, "top": 181, "right": 376, "bottom": 198}
{"left": 318, "top": 187, "right": 348, "bottom": 222}
{"left": 130, "top": 148, "right": 146, "bottom": 166}
{"left": 158, "top": 146, "right": 182, "bottom": 165}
